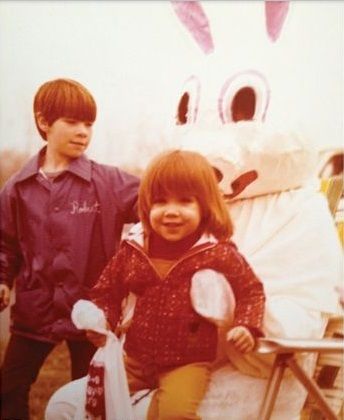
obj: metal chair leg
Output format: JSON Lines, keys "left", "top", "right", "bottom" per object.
{"left": 257, "top": 354, "right": 289, "bottom": 420}
{"left": 287, "top": 357, "right": 338, "bottom": 420}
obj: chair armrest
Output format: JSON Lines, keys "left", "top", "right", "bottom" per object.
{"left": 256, "top": 337, "right": 344, "bottom": 354}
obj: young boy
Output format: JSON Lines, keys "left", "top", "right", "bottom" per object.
{"left": 0, "top": 78, "right": 139, "bottom": 419}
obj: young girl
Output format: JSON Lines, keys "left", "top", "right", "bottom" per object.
{"left": 87, "top": 149, "right": 265, "bottom": 420}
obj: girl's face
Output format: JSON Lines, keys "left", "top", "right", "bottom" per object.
{"left": 149, "top": 194, "right": 202, "bottom": 242}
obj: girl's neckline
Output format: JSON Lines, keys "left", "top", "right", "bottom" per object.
{"left": 148, "top": 229, "right": 203, "bottom": 260}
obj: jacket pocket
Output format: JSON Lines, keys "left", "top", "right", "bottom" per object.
{"left": 12, "top": 288, "right": 53, "bottom": 331}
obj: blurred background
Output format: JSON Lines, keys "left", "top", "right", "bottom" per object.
{"left": 0, "top": 1, "right": 343, "bottom": 418}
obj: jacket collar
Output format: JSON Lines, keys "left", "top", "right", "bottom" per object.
{"left": 15, "top": 147, "right": 92, "bottom": 183}
{"left": 66, "top": 153, "right": 92, "bottom": 182}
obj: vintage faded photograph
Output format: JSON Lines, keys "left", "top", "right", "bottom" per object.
{"left": 0, "top": 1, "right": 343, "bottom": 419}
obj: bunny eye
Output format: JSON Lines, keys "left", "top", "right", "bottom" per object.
{"left": 219, "top": 71, "right": 270, "bottom": 124}
{"left": 177, "top": 92, "right": 190, "bottom": 125}
{"left": 231, "top": 87, "right": 256, "bottom": 122}
{"left": 175, "top": 76, "right": 200, "bottom": 125}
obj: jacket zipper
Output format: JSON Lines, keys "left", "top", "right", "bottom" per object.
{"left": 125, "top": 240, "right": 217, "bottom": 280}
{"left": 124, "top": 239, "right": 218, "bottom": 363}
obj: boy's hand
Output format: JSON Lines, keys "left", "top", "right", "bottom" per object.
{"left": 226, "top": 326, "right": 255, "bottom": 354}
{"left": 0, "top": 284, "right": 10, "bottom": 312}
{"left": 86, "top": 330, "right": 108, "bottom": 348}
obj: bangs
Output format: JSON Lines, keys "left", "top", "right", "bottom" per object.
{"left": 46, "top": 82, "right": 96, "bottom": 123}
{"left": 35, "top": 79, "right": 97, "bottom": 124}
{"left": 150, "top": 153, "right": 207, "bottom": 201}
{"left": 58, "top": 93, "right": 96, "bottom": 122}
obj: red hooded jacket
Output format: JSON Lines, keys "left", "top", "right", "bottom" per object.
{"left": 91, "top": 228, "right": 265, "bottom": 371}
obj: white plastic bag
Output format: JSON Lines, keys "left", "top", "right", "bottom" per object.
{"left": 190, "top": 269, "right": 236, "bottom": 327}
{"left": 72, "top": 300, "right": 135, "bottom": 420}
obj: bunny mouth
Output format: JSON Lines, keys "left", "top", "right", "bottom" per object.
{"left": 224, "top": 170, "right": 258, "bottom": 199}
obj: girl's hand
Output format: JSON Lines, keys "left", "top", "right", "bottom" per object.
{"left": 226, "top": 326, "right": 255, "bottom": 354}
{"left": 86, "top": 330, "right": 108, "bottom": 347}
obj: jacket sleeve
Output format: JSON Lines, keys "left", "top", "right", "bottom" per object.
{"left": 90, "top": 243, "right": 129, "bottom": 330}
{"left": 225, "top": 244, "right": 265, "bottom": 337}
{"left": 0, "top": 183, "right": 22, "bottom": 288}
{"left": 112, "top": 168, "right": 140, "bottom": 224}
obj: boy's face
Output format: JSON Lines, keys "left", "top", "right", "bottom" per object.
{"left": 39, "top": 116, "right": 93, "bottom": 161}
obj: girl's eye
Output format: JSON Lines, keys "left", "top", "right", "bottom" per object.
{"left": 179, "top": 197, "right": 194, "bottom": 204}
{"left": 152, "top": 197, "right": 166, "bottom": 204}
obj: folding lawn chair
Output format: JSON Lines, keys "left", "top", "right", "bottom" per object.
{"left": 256, "top": 175, "right": 344, "bottom": 420}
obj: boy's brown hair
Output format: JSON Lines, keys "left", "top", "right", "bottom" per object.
{"left": 139, "top": 149, "right": 233, "bottom": 241}
{"left": 33, "top": 78, "right": 97, "bottom": 140}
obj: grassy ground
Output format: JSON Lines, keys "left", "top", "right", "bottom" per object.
{"left": 29, "top": 342, "right": 70, "bottom": 420}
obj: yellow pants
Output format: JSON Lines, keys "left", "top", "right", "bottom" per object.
{"left": 125, "top": 355, "right": 211, "bottom": 420}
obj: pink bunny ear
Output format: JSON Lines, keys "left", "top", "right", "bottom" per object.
{"left": 171, "top": 0, "right": 214, "bottom": 54}
{"left": 265, "top": 1, "right": 290, "bottom": 42}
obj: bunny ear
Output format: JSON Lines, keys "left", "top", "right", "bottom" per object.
{"left": 265, "top": 0, "right": 290, "bottom": 42}
{"left": 171, "top": 0, "right": 214, "bottom": 54}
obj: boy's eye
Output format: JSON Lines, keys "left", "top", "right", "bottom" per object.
{"left": 64, "top": 118, "right": 77, "bottom": 124}
{"left": 63, "top": 118, "right": 93, "bottom": 127}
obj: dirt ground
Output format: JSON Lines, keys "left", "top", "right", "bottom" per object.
{"left": 0, "top": 338, "right": 70, "bottom": 420}
{"left": 29, "top": 342, "right": 70, "bottom": 420}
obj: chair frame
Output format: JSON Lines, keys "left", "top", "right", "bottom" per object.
{"left": 256, "top": 337, "right": 343, "bottom": 420}
{"left": 256, "top": 175, "right": 344, "bottom": 420}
